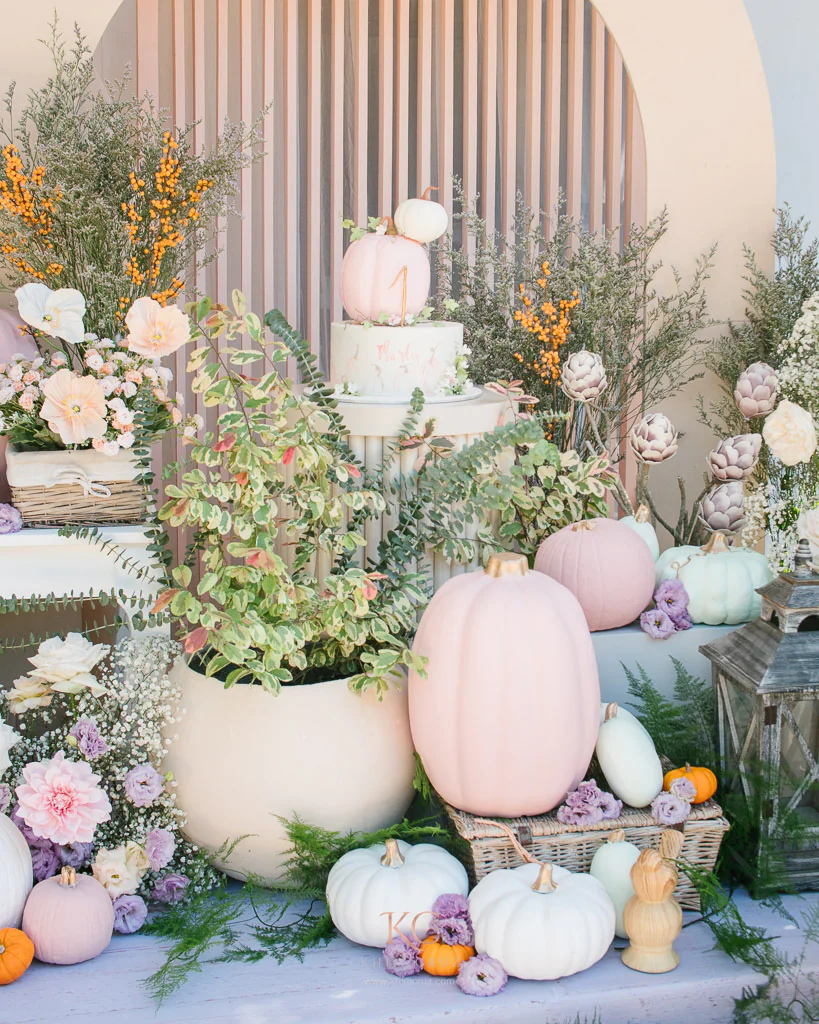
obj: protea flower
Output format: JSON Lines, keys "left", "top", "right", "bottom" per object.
{"left": 707, "top": 433, "right": 762, "bottom": 482}
{"left": 561, "top": 350, "right": 607, "bottom": 402}
{"left": 698, "top": 481, "right": 746, "bottom": 534}
{"left": 629, "top": 413, "right": 679, "bottom": 464}
{"left": 734, "top": 362, "right": 778, "bottom": 420}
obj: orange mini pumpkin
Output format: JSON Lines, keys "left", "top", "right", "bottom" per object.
{"left": 0, "top": 928, "right": 35, "bottom": 985}
{"left": 419, "top": 936, "right": 475, "bottom": 977}
{"left": 663, "top": 763, "right": 718, "bottom": 804}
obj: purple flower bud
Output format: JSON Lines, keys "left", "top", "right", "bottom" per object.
{"left": 30, "top": 844, "right": 61, "bottom": 882}
{"left": 0, "top": 503, "right": 22, "bottom": 535}
{"left": 653, "top": 579, "right": 689, "bottom": 617}
{"left": 456, "top": 953, "right": 508, "bottom": 997}
{"left": 431, "top": 892, "right": 470, "bottom": 921}
{"left": 670, "top": 608, "right": 693, "bottom": 631}
{"left": 69, "top": 718, "right": 109, "bottom": 761}
{"left": 113, "top": 894, "right": 148, "bottom": 934}
{"left": 56, "top": 841, "right": 93, "bottom": 868}
{"left": 429, "top": 915, "right": 474, "bottom": 947}
{"left": 669, "top": 776, "right": 698, "bottom": 802}
{"left": 151, "top": 873, "right": 190, "bottom": 904}
{"left": 145, "top": 827, "right": 176, "bottom": 870}
{"left": 651, "top": 791, "right": 690, "bottom": 825}
{"left": 556, "top": 803, "right": 604, "bottom": 827}
{"left": 597, "top": 791, "right": 623, "bottom": 820}
{"left": 124, "top": 763, "right": 165, "bottom": 807}
{"left": 640, "top": 607, "right": 677, "bottom": 640}
{"left": 383, "top": 936, "right": 423, "bottom": 977}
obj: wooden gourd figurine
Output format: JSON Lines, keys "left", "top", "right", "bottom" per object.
{"left": 621, "top": 830, "right": 684, "bottom": 974}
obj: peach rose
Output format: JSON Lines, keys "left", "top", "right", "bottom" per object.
{"left": 762, "top": 399, "right": 817, "bottom": 466}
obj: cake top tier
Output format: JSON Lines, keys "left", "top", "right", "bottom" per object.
{"left": 340, "top": 188, "right": 449, "bottom": 326}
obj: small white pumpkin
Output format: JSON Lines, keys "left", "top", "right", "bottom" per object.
{"left": 325, "top": 838, "right": 468, "bottom": 948}
{"left": 590, "top": 829, "right": 640, "bottom": 938}
{"left": 470, "top": 861, "right": 615, "bottom": 980}
{"left": 393, "top": 186, "right": 449, "bottom": 244}
{"left": 620, "top": 505, "right": 660, "bottom": 561}
{"left": 654, "top": 532, "right": 773, "bottom": 625}
{"left": 599, "top": 701, "right": 650, "bottom": 739}
{"left": 596, "top": 702, "right": 663, "bottom": 808}
{"left": 0, "top": 813, "right": 33, "bottom": 929}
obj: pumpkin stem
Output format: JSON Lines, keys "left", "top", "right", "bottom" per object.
{"left": 420, "top": 185, "right": 438, "bottom": 201}
{"left": 377, "top": 215, "right": 397, "bottom": 235}
{"left": 59, "top": 866, "right": 77, "bottom": 887}
{"left": 634, "top": 504, "right": 651, "bottom": 524}
{"left": 380, "top": 838, "right": 406, "bottom": 868}
{"left": 701, "top": 532, "right": 731, "bottom": 555}
{"left": 485, "top": 552, "right": 528, "bottom": 578}
{"left": 0, "top": 944, "right": 5, "bottom": 955}
{"left": 604, "top": 702, "right": 618, "bottom": 722}
{"left": 531, "top": 863, "right": 558, "bottom": 894}
{"left": 571, "top": 520, "right": 596, "bottom": 532}
{"left": 609, "top": 829, "right": 626, "bottom": 844}
{"left": 685, "top": 763, "right": 692, "bottom": 773}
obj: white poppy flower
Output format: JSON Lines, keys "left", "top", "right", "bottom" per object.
{"left": 16, "top": 283, "right": 87, "bottom": 345}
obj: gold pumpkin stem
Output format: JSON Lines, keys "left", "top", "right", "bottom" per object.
{"left": 604, "top": 702, "right": 618, "bottom": 722}
{"left": 420, "top": 185, "right": 438, "bottom": 201}
{"left": 701, "top": 532, "right": 731, "bottom": 555}
{"left": 609, "top": 829, "right": 626, "bottom": 844}
{"left": 571, "top": 520, "right": 597, "bottom": 532}
{"left": 485, "top": 552, "right": 529, "bottom": 578}
{"left": 377, "top": 215, "right": 397, "bottom": 235}
{"left": 634, "top": 504, "right": 651, "bottom": 524}
{"left": 59, "top": 866, "right": 77, "bottom": 887}
{"left": 531, "top": 863, "right": 558, "bottom": 894}
{"left": 381, "top": 838, "right": 406, "bottom": 868}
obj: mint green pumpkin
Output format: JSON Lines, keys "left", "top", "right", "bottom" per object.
{"left": 654, "top": 533, "right": 773, "bottom": 625}
{"left": 620, "top": 505, "right": 660, "bottom": 561}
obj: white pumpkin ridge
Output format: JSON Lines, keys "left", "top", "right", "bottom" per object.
{"left": 0, "top": 813, "right": 33, "bottom": 930}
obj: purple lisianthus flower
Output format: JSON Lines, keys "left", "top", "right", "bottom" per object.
{"left": 654, "top": 579, "right": 689, "bottom": 617}
{"left": 669, "top": 776, "right": 698, "bottom": 802}
{"left": 576, "top": 780, "right": 603, "bottom": 801}
{"left": 597, "top": 791, "right": 624, "bottom": 820}
{"left": 431, "top": 892, "right": 470, "bottom": 921}
{"left": 11, "top": 804, "right": 53, "bottom": 850}
{"left": 113, "top": 894, "right": 148, "bottom": 935}
{"left": 670, "top": 608, "right": 693, "bottom": 631}
{"left": 57, "top": 841, "right": 93, "bottom": 868}
{"left": 151, "top": 873, "right": 190, "bottom": 904}
{"left": 0, "top": 784, "right": 10, "bottom": 814}
{"left": 0, "top": 503, "right": 22, "bottom": 535}
{"left": 383, "top": 936, "right": 423, "bottom": 978}
{"left": 456, "top": 953, "right": 508, "bottom": 997}
{"left": 30, "top": 844, "right": 61, "bottom": 882}
{"left": 145, "top": 827, "right": 176, "bottom": 870}
{"left": 429, "top": 915, "right": 474, "bottom": 947}
{"left": 640, "top": 607, "right": 677, "bottom": 640}
{"left": 556, "top": 802, "right": 604, "bottom": 827}
{"left": 69, "top": 718, "right": 109, "bottom": 761}
{"left": 124, "top": 763, "right": 165, "bottom": 807}
{"left": 651, "top": 791, "right": 690, "bottom": 825}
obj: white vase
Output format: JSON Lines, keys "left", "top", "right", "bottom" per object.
{"left": 163, "top": 659, "right": 416, "bottom": 882}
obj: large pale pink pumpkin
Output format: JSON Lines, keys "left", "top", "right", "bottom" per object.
{"left": 409, "top": 552, "right": 600, "bottom": 817}
{"left": 339, "top": 231, "right": 430, "bottom": 323}
{"left": 534, "top": 518, "right": 655, "bottom": 632}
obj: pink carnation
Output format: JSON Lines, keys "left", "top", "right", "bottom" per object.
{"left": 15, "top": 750, "right": 112, "bottom": 846}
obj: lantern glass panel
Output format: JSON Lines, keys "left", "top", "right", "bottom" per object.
{"left": 718, "top": 672, "right": 760, "bottom": 782}
{"left": 780, "top": 698, "right": 819, "bottom": 829}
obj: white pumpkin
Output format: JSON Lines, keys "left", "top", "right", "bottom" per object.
{"left": 469, "top": 861, "right": 615, "bottom": 980}
{"left": 0, "top": 813, "right": 33, "bottom": 929}
{"left": 596, "top": 702, "right": 663, "bottom": 808}
{"left": 393, "top": 187, "right": 449, "bottom": 244}
{"left": 620, "top": 505, "right": 660, "bottom": 561}
{"left": 599, "top": 701, "right": 650, "bottom": 739}
{"left": 654, "top": 532, "right": 773, "bottom": 625}
{"left": 325, "top": 838, "right": 468, "bottom": 948}
{"left": 589, "top": 829, "right": 640, "bottom": 939}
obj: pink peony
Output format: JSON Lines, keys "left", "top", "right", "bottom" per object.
{"left": 125, "top": 297, "right": 190, "bottom": 359}
{"left": 15, "top": 750, "right": 112, "bottom": 845}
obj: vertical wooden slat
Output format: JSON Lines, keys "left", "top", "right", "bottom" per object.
{"left": 565, "top": 0, "right": 584, "bottom": 227}
{"left": 588, "top": 7, "right": 605, "bottom": 235}
{"left": 192, "top": 0, "right": 208, "bottom": 420}
{"left": 378, "top": 0, "right": 394, "bottom": 215}
{"left": 524, "top": 0, "right": 542, "bottom": 214}
{"left": 437, "top": 0, "right": 455, "bottom": 215}
{"left": 306, "top": 0, "right": 322, "bottom": 350}
{"left": 261, "top": 0, "right": 276, "bottom": 328}
{"left": 623, "top": 78, "right": 647, "bottom": 240}
{"left": 216, "top": 0, "right": 229, "bottom": 301}
{"left": 604, "top": 32, "right": 623, "bottom": 237}
{"left": 240, "top": 0, "right": 253, "bottom": 316}
{"left": 543, "top": 0, "right": 562, "bottom": 225}
{"left": 416, "top": 0, "right": 433, "bottom": 193}
{"left": 500, "top": 0, "right": 517, "bottom": 244}
{"left": 329, "top": 0, "right": 344, "bottom": 323}
{"left": 283, "top": 0, "right": 300, "bottom": 365}
{"left": 353, "top": 0, "right": 369, "bottom": 227}
{"left": 394, "top": 0, "right": 410, "bottom": 204}
{"left": 481, "top": 0, "right": 498, "bottom": 236}
{"left": 136, "top": 0, "right": 161, "bottom": 99}
{"left": 462, "top": 0, "right": 479, "bottom": 205}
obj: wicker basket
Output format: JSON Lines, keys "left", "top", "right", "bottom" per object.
{"left": 6, "top": 445, "right": 145, "bottom": 526}
{"left": 443, "top": 799, "right": 730, "bottom": 911}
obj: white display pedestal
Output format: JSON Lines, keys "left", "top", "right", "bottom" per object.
{"left": 0, "top": 525, "right": 167, "bottom": 636}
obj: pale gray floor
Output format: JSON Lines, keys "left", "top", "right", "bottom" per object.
{"left": 3, "top": 891, "right": 817, "bottom": 1024}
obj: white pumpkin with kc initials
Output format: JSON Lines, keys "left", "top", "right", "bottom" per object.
{"left": 325, "top": 838, "right": 468, "bottom": 948}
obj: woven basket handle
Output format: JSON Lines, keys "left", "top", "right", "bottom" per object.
{"left": 473, "top": 818, "right": 538, "bottom": 865}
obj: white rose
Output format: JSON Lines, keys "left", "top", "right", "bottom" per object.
{"left": 92, "top": 846, "right": 141, "bottom": 898}
{"left": 120, "top": 381, "right": 137, "bottom": 398}
{"left": 5, "top": 676, "right": 53, "bottom": 715}
{"left": 28, "top": 632, "right": 110, "bottom": 684}
{"left": 763, "top": 400, "right": 818, "bottom": 466}
{"left": 7, "top": 364, "right": 23, "bottom": 382}
{"left": 0, "top": 718, "right": 20, "bottom": 776}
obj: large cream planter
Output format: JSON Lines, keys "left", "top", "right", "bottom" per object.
{"left": 164, "top": 659, "right": 416, "bottom": 882}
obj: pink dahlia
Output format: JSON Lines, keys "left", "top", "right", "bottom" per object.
{"left": 15, "top": 750, "right": 112, "bottom": 845}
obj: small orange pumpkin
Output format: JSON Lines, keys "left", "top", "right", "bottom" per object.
{"left": 419, "top": 936, "right": 475, "bottom": 977}
{"left": 663, "top": 763, "right": 718, "bottom": 804}
{"left": 0, "top": 928, "right": 35, "bottom": 985}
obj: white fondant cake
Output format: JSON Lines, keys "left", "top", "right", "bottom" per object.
{"left": 330, "top": 321, "right": 466, "bottom": 400}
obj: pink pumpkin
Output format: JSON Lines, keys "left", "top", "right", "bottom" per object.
{"left": 409, "top": 552, "right": 600, "bottom": 817}
{"left": 22, "top": 866, "right": 114, "bottom": 965}
{"left": 339, "top": 231, "right": 430, "bottom": 323}
{"left": 534, "top": 518, "right": 655, "bottom": 631}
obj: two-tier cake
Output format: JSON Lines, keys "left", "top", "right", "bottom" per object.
{"left": 330, "top": 191, "right": 473, "bottom": 403}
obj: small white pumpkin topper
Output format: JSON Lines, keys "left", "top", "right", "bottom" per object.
{"left": 394, "top": 186, "right": 449, "bottom": 244}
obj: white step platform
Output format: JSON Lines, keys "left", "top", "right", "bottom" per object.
{"left": 4, "top": 889, "right": 816, "bottom": 1024}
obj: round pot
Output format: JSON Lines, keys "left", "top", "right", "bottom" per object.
{"left": 164, "top": 659, "right": 416, "bottom": 882}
